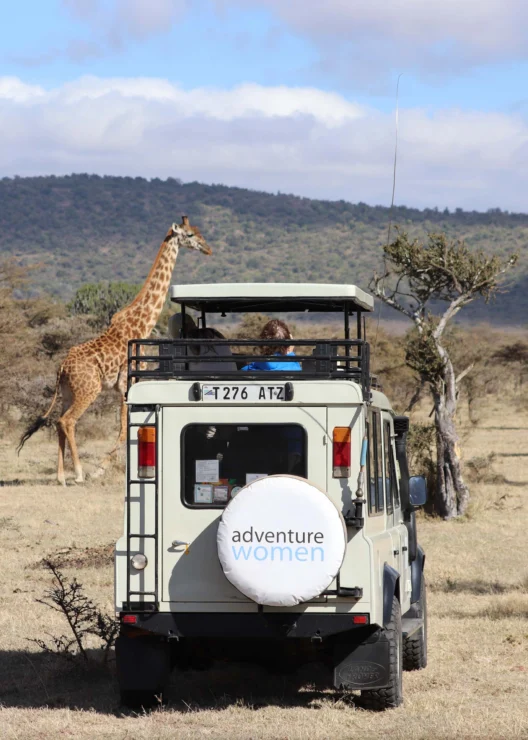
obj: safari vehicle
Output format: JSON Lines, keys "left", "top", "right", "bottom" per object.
{"left": 114, "top": 283, "right": 428, "bottom": 710}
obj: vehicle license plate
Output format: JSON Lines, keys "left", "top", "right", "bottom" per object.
{"left": 201, "top": 385, "right": 287, "bottom": 402}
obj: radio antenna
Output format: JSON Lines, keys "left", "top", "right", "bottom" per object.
{"left": 373, "top": 73, "right": 402, "bottom": 354}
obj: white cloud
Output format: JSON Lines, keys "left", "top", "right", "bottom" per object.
{"left": 62, "top": 0, "right": 189, "bottom": 44}
{"left": 0, "top": 75, "right": 527, "bottom": 211}
{"left": 247, "top": 0, "right": 526, "bottom": 53}
{"left": 53, "top": 77, "right": 365, "bottom": 125}
{"left": 0, "top": 78, "right": 46, "bottom": 103}
{"left": 222, "top": 0, "right": 528, "bottom": 78}
{"left": 114, "top": 0, "right": 188, "bottom": 40}
{"left": 55, "top": 1, "right": 528, "bottom": 85}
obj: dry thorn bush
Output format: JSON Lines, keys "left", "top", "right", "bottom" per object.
{"left": 29, "top": 559, "right": 118, "bottom": 665}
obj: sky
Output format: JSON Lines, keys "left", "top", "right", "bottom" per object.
{"left": 1, "top": 0, "right": 528, "bottom": 211}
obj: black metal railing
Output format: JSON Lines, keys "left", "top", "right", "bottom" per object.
{"left": 127, "top": 338, "right": 371, "bottom": 400}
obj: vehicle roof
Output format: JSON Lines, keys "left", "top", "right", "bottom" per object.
{"left": 169, "top": 283, "right": 374, "bottom": 313}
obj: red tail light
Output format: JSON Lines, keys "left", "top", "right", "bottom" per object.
{"left": 138, "top": 426, "right": 156, "bottom": 478}
{"left": 352, "top": 615, "right": 368, "bottom": 625}
{"left": 333, "top": 427, "right": 351, "bottom": 477}
{"left": 122, "top": 614, "right": 138, "bottom": 624}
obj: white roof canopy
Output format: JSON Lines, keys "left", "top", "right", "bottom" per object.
{"left": 169, "top": 283, "right": 374, "bottom": 313}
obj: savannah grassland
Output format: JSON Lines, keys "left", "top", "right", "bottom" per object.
{"left": 0, "top": 389, "right": 527, "bottom": 739}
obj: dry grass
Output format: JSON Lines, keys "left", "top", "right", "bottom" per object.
{"left": 1, "top": 401, "right": 528, "bottom": 739}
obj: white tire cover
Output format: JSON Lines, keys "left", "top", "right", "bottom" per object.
{"left": 217, "top": 475, "right": 347, "bottom": 607}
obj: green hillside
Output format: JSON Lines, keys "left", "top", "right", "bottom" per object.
{"left": 1, "top": 174, "right": 526, "bottom": 324}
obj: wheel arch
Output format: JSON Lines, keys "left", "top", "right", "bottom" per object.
{"left": 383, "top": 563, "right": 400, "bottom": 628}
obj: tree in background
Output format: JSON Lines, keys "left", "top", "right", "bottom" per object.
{"left": 0, "top": 260, "right": 96, "bottom": 425}
{"left": 371, "top": 232, "right": 517, "bottom": 519}
{"left": 68, "top": 282, "right": 141, "bottom": 330}
{"left": 67, "top": 282, "right": 175, "bottom": 335}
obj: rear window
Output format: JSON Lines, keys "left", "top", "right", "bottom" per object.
{"left": 182, "top": 424, "right": 307, "bottom": 507}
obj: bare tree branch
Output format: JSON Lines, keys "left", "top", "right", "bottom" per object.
{"left": 456, "top": 363, "right": 474, "bottom": 385}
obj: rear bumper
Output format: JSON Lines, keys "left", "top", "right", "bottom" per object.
{"left": 121, "top": 611, "right": 373, "bottom": 639}
{"left": 118, "top": 613, "right": 392, "bottom": 691}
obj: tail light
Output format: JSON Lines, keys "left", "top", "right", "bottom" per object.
{"left": 138, "top": 426, "right": 156, "bottom": 478}
{"left": 352, "top": 615, "right": 368, "bottom": 625}
{"left": 333, "top": 427, "right": 351, "bottom": 477}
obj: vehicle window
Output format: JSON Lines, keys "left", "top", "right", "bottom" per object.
{"left": 181, "top": 424, "right": 307, "bottom": 507}
{"left": 384, "top": 421, "right": 394, "bottom": 514}
{"left": 375, "top": 413, "right": 384, "bottom": 512}
{"left": 367, "top": 411, "right": 384, "bottom": 515}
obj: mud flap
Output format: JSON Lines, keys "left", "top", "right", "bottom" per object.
{"left": 116, "top": 635, "right": 171, "bottom": 692}
{"left": 333, "top": 634, "right": 390, "bottom": 690}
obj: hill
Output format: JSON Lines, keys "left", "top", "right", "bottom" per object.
{"left": 1, "top": 174, "right": 527, "bottom": 324}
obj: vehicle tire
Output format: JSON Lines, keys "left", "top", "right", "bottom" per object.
{"left": 360, "top": 595, "right": 403, "bottom": 711}
{"left": 403, "top": 573, "right": 428, "bottom": 671}
{"left": 120, "top": 689, "right": 165, "bottom": 710}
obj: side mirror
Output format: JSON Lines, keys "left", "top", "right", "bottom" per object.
{"left": 408, "top": 475, "right": 427, "bottom": 507}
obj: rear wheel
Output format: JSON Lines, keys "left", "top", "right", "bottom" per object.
{"left": 403, "top": 573, "right": 428, "bottom": 671}
{"left": 360, "top": 595, "right": 403, "bottom": 710}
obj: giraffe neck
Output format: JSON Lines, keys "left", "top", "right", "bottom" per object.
{"left": 113, "top": 238, "right": 180, "bottom": 339}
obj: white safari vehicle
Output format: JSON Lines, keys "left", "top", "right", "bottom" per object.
{"left": 115, "top": 283, "right": 428, "bottom": 710}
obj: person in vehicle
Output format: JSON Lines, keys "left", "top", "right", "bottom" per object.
{"left": 242, "top": 319, "right": 301, "bottom": 371}
{"left": 167, "top": 313, "right": 237, "bottom": 373}
{"left": 188, "top": 327, "right": 237, "bottom": 373}
{"left": 167, "top": 311, "right": 197, "bottom": 339}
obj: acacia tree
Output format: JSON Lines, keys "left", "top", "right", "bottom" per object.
{"left": 371, "top": 232, "right": 517, "bottom": 519}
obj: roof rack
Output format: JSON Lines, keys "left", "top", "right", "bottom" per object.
{"left": 169, "top": 283, "right": 374, "bottom": 314}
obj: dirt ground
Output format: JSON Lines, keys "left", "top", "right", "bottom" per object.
{"left": 0, "top": 404, "right": 527, "bottom": 740}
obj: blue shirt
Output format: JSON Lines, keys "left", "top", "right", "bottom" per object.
{"left": 242, "top": 351, "right": 301, "bottom": 372}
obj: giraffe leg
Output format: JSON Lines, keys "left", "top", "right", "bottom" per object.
{"left": 58, "top": 381, "right": 101, "bottom": 484}
{"left": 117, "top": 392, "right": 127, "bottom": 444}
{"left": 115, "top": 365, "right": 129, "bottom": 447}
{"left": 57, "top": 379, "right": 73, "bottom": 486}
{"left": 93, "top": 369, "right": 128, "bottom": 477}
{"left": 93, "top": 395, "right": 127, "bottom": 477}
{"left": 57, "top": 426, "right": 67, "bottom": 486}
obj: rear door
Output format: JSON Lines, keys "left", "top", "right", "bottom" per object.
{"left": 161, "top": 405, "right": 327, "bottom": 604}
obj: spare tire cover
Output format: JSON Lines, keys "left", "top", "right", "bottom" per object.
{"left": 217, "top": 475, "right": 347, "bottom": 607}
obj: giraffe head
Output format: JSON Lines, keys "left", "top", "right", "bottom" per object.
{"left": 165, "top": 216, "right": 212, "bottom": 255}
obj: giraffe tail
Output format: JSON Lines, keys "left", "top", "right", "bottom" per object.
{"left": 17, "top": 365, "right": 64, "bottom": 455}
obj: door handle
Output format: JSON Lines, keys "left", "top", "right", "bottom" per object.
{"left": 171, "top": 540, "right": 190, "bottom": 554}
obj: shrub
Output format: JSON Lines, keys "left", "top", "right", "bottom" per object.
{"left": 29, "top": 559, "right": 118, "bottom": 664}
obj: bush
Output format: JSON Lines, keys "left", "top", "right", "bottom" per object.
{"left": 68, "top": 282, "right": 142, "bottom": 330}
{"left": 30, "top": 559, "right": 118, "bottom": 664}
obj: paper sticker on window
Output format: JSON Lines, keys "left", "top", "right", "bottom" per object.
{"left": 194, "top": 484, "right": 213, "bottom": 504}
{"left": 196, "top": 459, "right": 219, "bottom": 483}
{"left": 213, "top": 485, "right": 229, "bottom": 503}
{"left": 246, "top": 473, "right": 267, "bottom": 484}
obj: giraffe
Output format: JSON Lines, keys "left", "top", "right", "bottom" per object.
{"left": 18, "top": 217, "right": 212, "bottom": 485}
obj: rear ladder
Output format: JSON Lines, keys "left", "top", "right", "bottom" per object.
{"left": 125, "top": 405, "right": 159, "bottom": 612}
